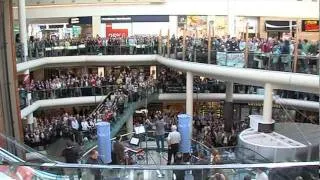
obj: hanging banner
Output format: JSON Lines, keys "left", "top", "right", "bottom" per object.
{"left": 301, "top": 20, "right": 319, "bottom": 32}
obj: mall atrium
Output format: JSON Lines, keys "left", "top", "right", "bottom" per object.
{"left": 0, "top": 0, "right": 319, "bottom": 179}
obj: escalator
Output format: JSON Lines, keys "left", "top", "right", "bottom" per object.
{"left": 81, "top": 89, "right": 159, "bottom": 155}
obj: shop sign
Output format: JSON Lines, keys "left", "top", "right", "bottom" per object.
{"left": 106, "top": 23, "right": 128, "bottom": 37}
{"left": 265, "top": 20, "right": 296, "bottom": 31}
{"left": 48, "top": 24, "right": 64, "bottom": 29}
{"left": 101, "top": 15, "right": 169, "bottom": 23}
{"left": 69, "top": 16, "right": 92, "bottom": 25}
{"left": 301, "top": 20, "right": 319, "bottom": 32}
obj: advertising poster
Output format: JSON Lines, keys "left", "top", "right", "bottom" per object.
{"left": 186, "top": 16, "right": 207, "bottom": 38}
{"left": 301, "top": 20, "right": 319, "bottom": 32}
{"left": 214, "top": 16, "right": 228, "bottom": 37}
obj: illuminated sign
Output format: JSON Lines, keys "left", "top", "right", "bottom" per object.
{"left": 302, "top": 20, "right": 319, "bottom": 32}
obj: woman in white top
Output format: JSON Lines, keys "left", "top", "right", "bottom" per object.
{"left": 81, "top": 119, "right": 90, "bottom": 132}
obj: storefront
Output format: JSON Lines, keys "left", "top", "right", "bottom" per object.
{"left": 177, "top": 15, "right": 208, "bottom": 38}
{"left": 259, "top": 17, "right": 319, "bottom": 40}
{"left": 235, "top": 17, "right": 259, "bottom": 39}
{"left": 68, "top": 16, "right": 93, "bottom": 38}
{"left": 100, "top": 15, "right": 170, "bottom": 37}
{"left": 27, "top": 23, "right": 70, "bottom": 40}
{"left": 264, "top": 20, "right": 297, "bottom": 39}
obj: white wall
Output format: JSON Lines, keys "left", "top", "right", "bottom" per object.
{"left": 13, "top": 0, "right": 319, "bottom": 20}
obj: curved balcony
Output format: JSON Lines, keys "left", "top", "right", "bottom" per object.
{"left": 17, "top": 54, "right": 319, "bottom": 94}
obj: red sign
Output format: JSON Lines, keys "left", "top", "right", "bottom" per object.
{"left": 302, "top": 20, "right": 319, "bottom": 32}
{"left": 106, "top": 23, "right": 128, "bottom": 37}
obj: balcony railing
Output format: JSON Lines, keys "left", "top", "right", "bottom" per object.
{"left": 17, "top": 42, "right": 319, "bottom": 75}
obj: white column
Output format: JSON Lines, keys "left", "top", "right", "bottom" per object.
{"left": 18, "top": 0, "right": 28, "bottom": 61}
{"left": 225, "top": 81, "right": 233, "bottom": 102}
{"left": 27, "top": 113, "right": 34, "bottom": 132}
{"left": 92, "top": 16, "right": 101, "bottom": 38}
{"left": 186, "top": 72, "right": 193, "bottom": 137}
{"left": 262, "top": 83, "right": 273, "bottom": 124}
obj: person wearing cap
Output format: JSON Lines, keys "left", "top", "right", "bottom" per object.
{"left": 167, "top": 125, "right": 181, "bottom": 165}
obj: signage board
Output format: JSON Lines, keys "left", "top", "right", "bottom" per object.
{"left": 101, "top": 15, "right": 169, "bottom": 23}
{"left": 301, "top": 20, "right": 319, "bottom": 32}
{"left": 106, "top": 23, "right": 128, "bottom": 37}
{"left": 265, "top": 20, "right": 296, "bottom": 31}
{"left": 69, "top": 16, "right": 92, "bottom": 25}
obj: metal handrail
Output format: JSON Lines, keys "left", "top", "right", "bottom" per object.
{"left": 9, "top": 161, "right": 319, "bottom": 170}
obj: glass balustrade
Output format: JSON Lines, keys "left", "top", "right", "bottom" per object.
{"left": 19, "top": 83, "right": 319, "bottom": 110}
{"left": 19, "top": 85, "right": 118, "bottom": 109}
{"left": 0, "top": 159, "right": 318, "bottom": 180}
{"left": 17, "top": 42, "right": 319, "bottom": 75}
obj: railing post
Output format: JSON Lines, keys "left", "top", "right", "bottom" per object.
{"left": 244, "top": 22, "right": 249, "bottom": 68}
{"left": 158, "top": 29, "right": 162, "bottom": 55}
{"left": 293, "top": 19, "right": 300, "bottom": 73}
{"left": 193, "top": 28, "right": 198, "bottom": 62}
{"left": 208, "top": 23, "right": 212, "bottom": 64}
{"left": 167, "top": 29, "right": 170, "bottom": 58}
{"left": 182, "top": 25, "right": 186, "bottom": 61}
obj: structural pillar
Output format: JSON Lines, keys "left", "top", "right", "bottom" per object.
{"left": 186, "top": 72, "right": 193, "bottom": 138}
{"left": 92, "top": 16, "right": 101, "bottom": 38}
{"left": 18, "top": 0, "right": 28, "bottom": 62}
{"left": 259, "top": 83, "right": 275, "bottom": 133}
{"left": 19, "top": 0, "right": 33, "bottom": 125}
{"left": 223, "top": 81, "right": 234, "bottom": 132}
{"left": 0, "top": 0, "right": 23, "bottom": 142}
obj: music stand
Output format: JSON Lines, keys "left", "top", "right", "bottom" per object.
{"left": 129, "top": 137, "right": 140, "bottom": 146}
{"left": 134, "top": 125, "right": 146, "bottom": 135}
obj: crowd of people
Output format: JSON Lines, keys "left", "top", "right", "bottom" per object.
{"left": 18, "top": 34, "right": 319, "bottom": 73}
{"left": 23, "top": 107, "right": 95, "bottom": 149}
{"left": 23, "top": 67, "right": 157, "bottom": 149}
{"left": 17, "top": 35, "right": 160, "bottom": 59}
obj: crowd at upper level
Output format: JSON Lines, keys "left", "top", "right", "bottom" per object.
{"left": 19, "top": 66, "right": 319, "bottom": 110}
{"left": 16, "top": 34, "right": 319, "bottom": 74}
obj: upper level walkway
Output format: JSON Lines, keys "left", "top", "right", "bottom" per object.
{"left": 17, "top": 55, "right": 319, "bottom": 94}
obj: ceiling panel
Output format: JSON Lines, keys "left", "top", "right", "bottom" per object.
{"left": 12, "top": 0, "right": 165, "bottom": 7}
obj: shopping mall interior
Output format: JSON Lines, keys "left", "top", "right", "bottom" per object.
{"left": 0, "top": 0, "right": 319, "bottom": 179}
